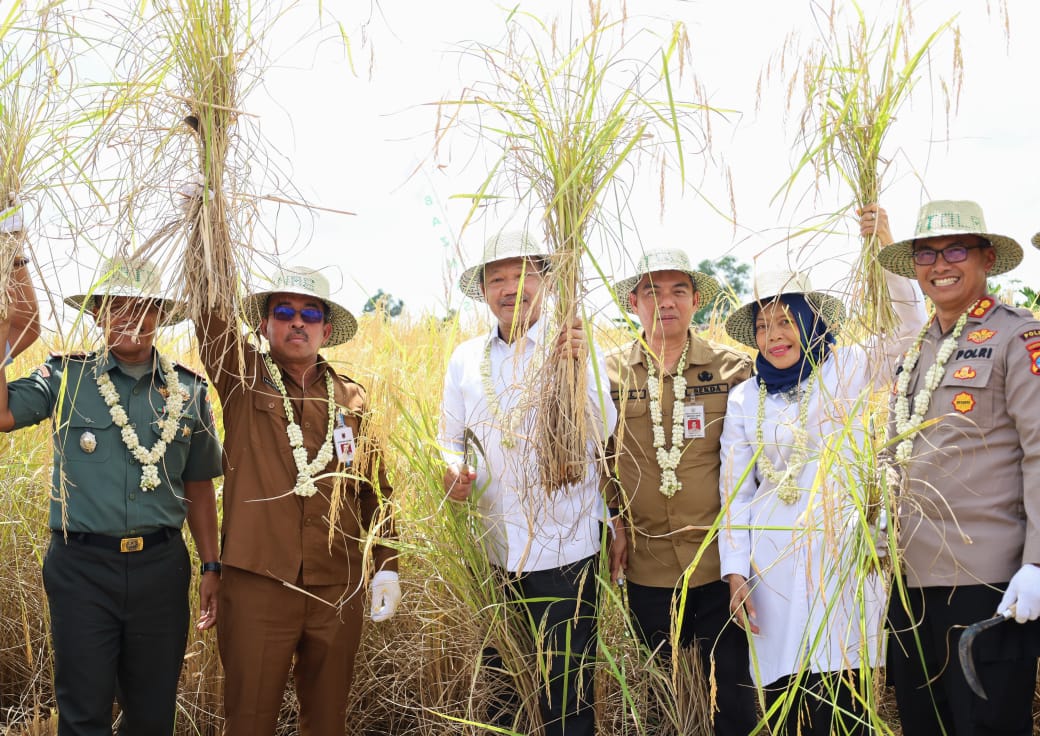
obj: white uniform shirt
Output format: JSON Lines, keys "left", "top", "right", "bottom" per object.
{"left": 718, "top": 275, "right": 923, "bottom": 686}
{"left": 440, "top": 319, "right": 617, "bottom": 573}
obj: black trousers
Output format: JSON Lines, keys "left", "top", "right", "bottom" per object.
{"left": 887, "top": 582, "right": 1040, "bottom": 736}
{"left": 763, "top": 670, "right": 866, "bottom": 736}
{"left": 42, "top": 532, "right": 191, "bottom": 736}
{"left": 484, "top": 555, "right": 599, "bottom": 736}
{"left": 627, "top": 579, "right": 758, "bottom": 736}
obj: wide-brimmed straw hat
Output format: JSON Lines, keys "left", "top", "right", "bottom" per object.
{"left": 1031, "top": 232, "right": 1039, "bottom": 250}
{"left": 458, "top": 231, "right": 551, "bottom": 302}
{"left": 724, "top": 269, "right": 845, "bottom": 348}
{"left": 242, "top": 266, "right": 357, "bottom": 346}
{"left": 64, "top": 256, "right": 187, "bottom": 326}
{"left": 878, "top": 200, "right": 1023, "bottom": 278}
{"left": 613, "top": 249, "right": 721, "bottom": 313}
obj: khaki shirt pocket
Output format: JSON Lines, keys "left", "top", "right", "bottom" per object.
{"left": 936, "top": 361, "right": 994, "bottom": 429}
{"left": 254, "top": 391, "right": 289, "bottom": 421}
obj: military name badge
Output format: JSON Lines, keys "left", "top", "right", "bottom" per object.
{"left": 967, "top": 329, "right": 995, "bottom": 344}
{"left": 683, "top": 401, "right": 706, "bottom": 439}
{"left": 952, "top": 392, "right": 975, "bottom": 414}
{"left": 80, "top": 430, "right": 97, "bottom": 453}
{"left": 952, "top": 366, "right": 977, "bottom": 380}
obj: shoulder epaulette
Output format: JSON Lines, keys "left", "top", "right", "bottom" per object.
{"left": 173, "top": 360, "right": 209, "bottom": 383}
{"left": 335, "top": 372, "right": 366, "bottom": 391}
{"left": 48, "top": 351, "right": 92, "bottom": 362}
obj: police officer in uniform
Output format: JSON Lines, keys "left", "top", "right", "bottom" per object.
{"left": 880, "top": 201, "right": 1040, "bottom": 736}
{"left": 0, "top": 257, "right": 222, "bottom": 736}
{"left": 604, "top": 249, "right": 756, "bottom": 736}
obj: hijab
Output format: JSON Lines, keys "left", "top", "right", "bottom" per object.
{"left": 753, "top": 293, "right": 836, "bottom": 394}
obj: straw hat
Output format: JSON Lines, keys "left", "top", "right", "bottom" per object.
{"left": 1032, "top": 232, "right": 1039, "bottom": 250}
{"left": 242, "top": 266, "right": 357, "bottom": 346}
{"left": 613, "top": 249, "right": 721, "bottom": 313}
{"left": 878, "top": 200, "right": 1023, "bottom": 278}
{"left": 724, "top": 269, "right": 845, "bottom": 349}
{"left": 64, "top": 256, "right": 187, "bottom": 326}
{"left": 458, "top": 231, "right": 551, "bottom": 302}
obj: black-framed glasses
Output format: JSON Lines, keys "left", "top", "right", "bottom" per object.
{"left": 911, "top": 244, "right": 987, "bottom": 266}
{"left": 271, "top": 305, "right": 325, "bottom": 324}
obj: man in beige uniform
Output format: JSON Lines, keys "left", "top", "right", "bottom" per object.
{"left": 880, "top": 201, "right": 1040, "bottom": 736}
{"left": 604, "top": 249, "right": 755, "bottom": 736}
{"left": 195, "top": 266, "right": 400, "bottom": 736}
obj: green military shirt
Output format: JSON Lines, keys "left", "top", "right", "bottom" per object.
{"left": 7, "top": 350, "right": 223, "bottom": 536}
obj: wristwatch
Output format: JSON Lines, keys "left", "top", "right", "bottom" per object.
{"left": 200, "top": 561, "right": 222, "bottom": 575}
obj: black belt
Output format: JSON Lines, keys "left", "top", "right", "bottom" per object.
{"left": 54, "top": 527, "right": 178, "bottom": 553}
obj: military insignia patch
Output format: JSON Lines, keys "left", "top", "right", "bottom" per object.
{"left": 969, "top": 298, "right": 995, "bottom": 318}
{"left": 967, "top": 329, "right": 996, "bottom": 344}
{"left": 952, "top": 366, "right": 976, "bottom": 380}
{"left": 952, "top": 392, "right": 975, "bottom": 414}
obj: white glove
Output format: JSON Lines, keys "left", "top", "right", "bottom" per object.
{"left": 997, "top": 564, "right": 1040, "bottom": 623}
{"left": 175, "top": 181, "right": 214, "bottom": 215}
{"left": 369, "top": 570, "right": 402, "bottom": 622}
{"left": 1, "top": 194, "right": 24, "bottom": 234}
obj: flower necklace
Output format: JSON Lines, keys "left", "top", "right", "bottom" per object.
{"left": 756, "top": 379, "right": 812, "bottom": 505}
{"left": 891, "top": 304, "right": 973, "bottom": 465}
{"left": 480, "top": 337, "right": 543, "bottom": 449}
{"left": 646, "top": 339, "right": 690, "bottom": 498}
{"left": 262, "top": 353, "right": 336, "bottom": 497}
{"left": 96, "top": 353, "right": 186, "bottom": 491}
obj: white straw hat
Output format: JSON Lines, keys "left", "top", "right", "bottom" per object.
{"left": 242, "top": 266, "right": 357, "bottom": 346}
{"left": 613, "top": 249, "right": 721, "bottom": 312}
{"left": 458, "top": 231, "right": 551, "bottom": 301}
{"left": 878, "top": 200, "right": 1023, "bottom": 278}
{"left": 724, "top": 268, "right": 845, "bottom": 348}
{"left": 64, "top": 256, "right": 186, "bottom": 326}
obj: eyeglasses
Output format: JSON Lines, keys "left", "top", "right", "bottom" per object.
{"left": 911, "top": 244, "right": 987, "bottom": 266}
{"left": 271, "top": 305, "right": 325, "bottom": 324}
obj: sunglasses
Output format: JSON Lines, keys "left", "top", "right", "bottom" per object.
{"left": 271, "top": 305, "right": 325, "bottom": 324}
{"left": 911, "top": 243, "right": 987, "bottom": 266}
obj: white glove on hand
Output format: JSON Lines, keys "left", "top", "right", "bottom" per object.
{"left": 369, "top": 570, "right": 402, "bottom": 623}
{"left": 997, "top": 564, "right": 1040, "bottom": 623}
{"left": 1, "top": 194, "right": 24, "bottom": 234}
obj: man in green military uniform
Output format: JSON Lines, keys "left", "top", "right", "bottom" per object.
{"left": 0, "top": 256, "right": 223, "bottom": 736}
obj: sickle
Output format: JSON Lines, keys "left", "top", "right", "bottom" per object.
{"left": 958, "top": 607, "right": 1014, "bottom": 700}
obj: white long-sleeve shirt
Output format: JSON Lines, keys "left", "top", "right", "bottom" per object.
{"left": 440, "top": 319, "right": 617, "bottom": 573}
{"left": 718, "top": 274, "right": 924, "bottom": 686}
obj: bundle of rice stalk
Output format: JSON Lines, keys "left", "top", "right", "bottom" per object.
{"left": 159, "top": 0, "right": 246, "bottom": 320}
{"left": 456, "top": 5, "right": 699, "bottom": 492}
{"left": 778, "top": 0, "right": 960, "bottom": 335}
{"left": 0, "top": 8, "right": 66, "bottom": 319}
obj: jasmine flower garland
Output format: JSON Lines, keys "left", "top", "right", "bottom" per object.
{"left": 480, "top": 338, "right": 542, "bottom": 449}
{"left": 96, "top": 354, "right": 186, "bottom": 491}
{"left": 756, "top": 380, "right": 812, "bottom": 504}
{"left": 645, "top": 339, "right": 690, "bottom": 498}
{"left": 892, "top": 303, "right": 973, "bottom": 465}
{"left": 263, "top": 353, "right": 336, "bottom": 497}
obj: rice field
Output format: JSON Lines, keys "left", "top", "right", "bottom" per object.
{"left": 0, "top": 307, "right": 1033, "bottom": 736}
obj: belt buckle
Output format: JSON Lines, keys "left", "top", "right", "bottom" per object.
{"left": 120, "top": 536, "right": 145, "bottom": 553}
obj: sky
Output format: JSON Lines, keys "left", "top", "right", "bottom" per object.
{"left": 21, "top": 0, "right": 1040, "bottom": 336}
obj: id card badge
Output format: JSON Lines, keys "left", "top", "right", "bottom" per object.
{"left": 683, "top": 401, "right": 706, "bottom": 440}
{"left": 334, "top": 420, "right": 355, "bottom": 466}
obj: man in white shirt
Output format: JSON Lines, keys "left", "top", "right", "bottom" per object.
{"left": 440, "top": 231, "right": 618, "bottom": 736}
